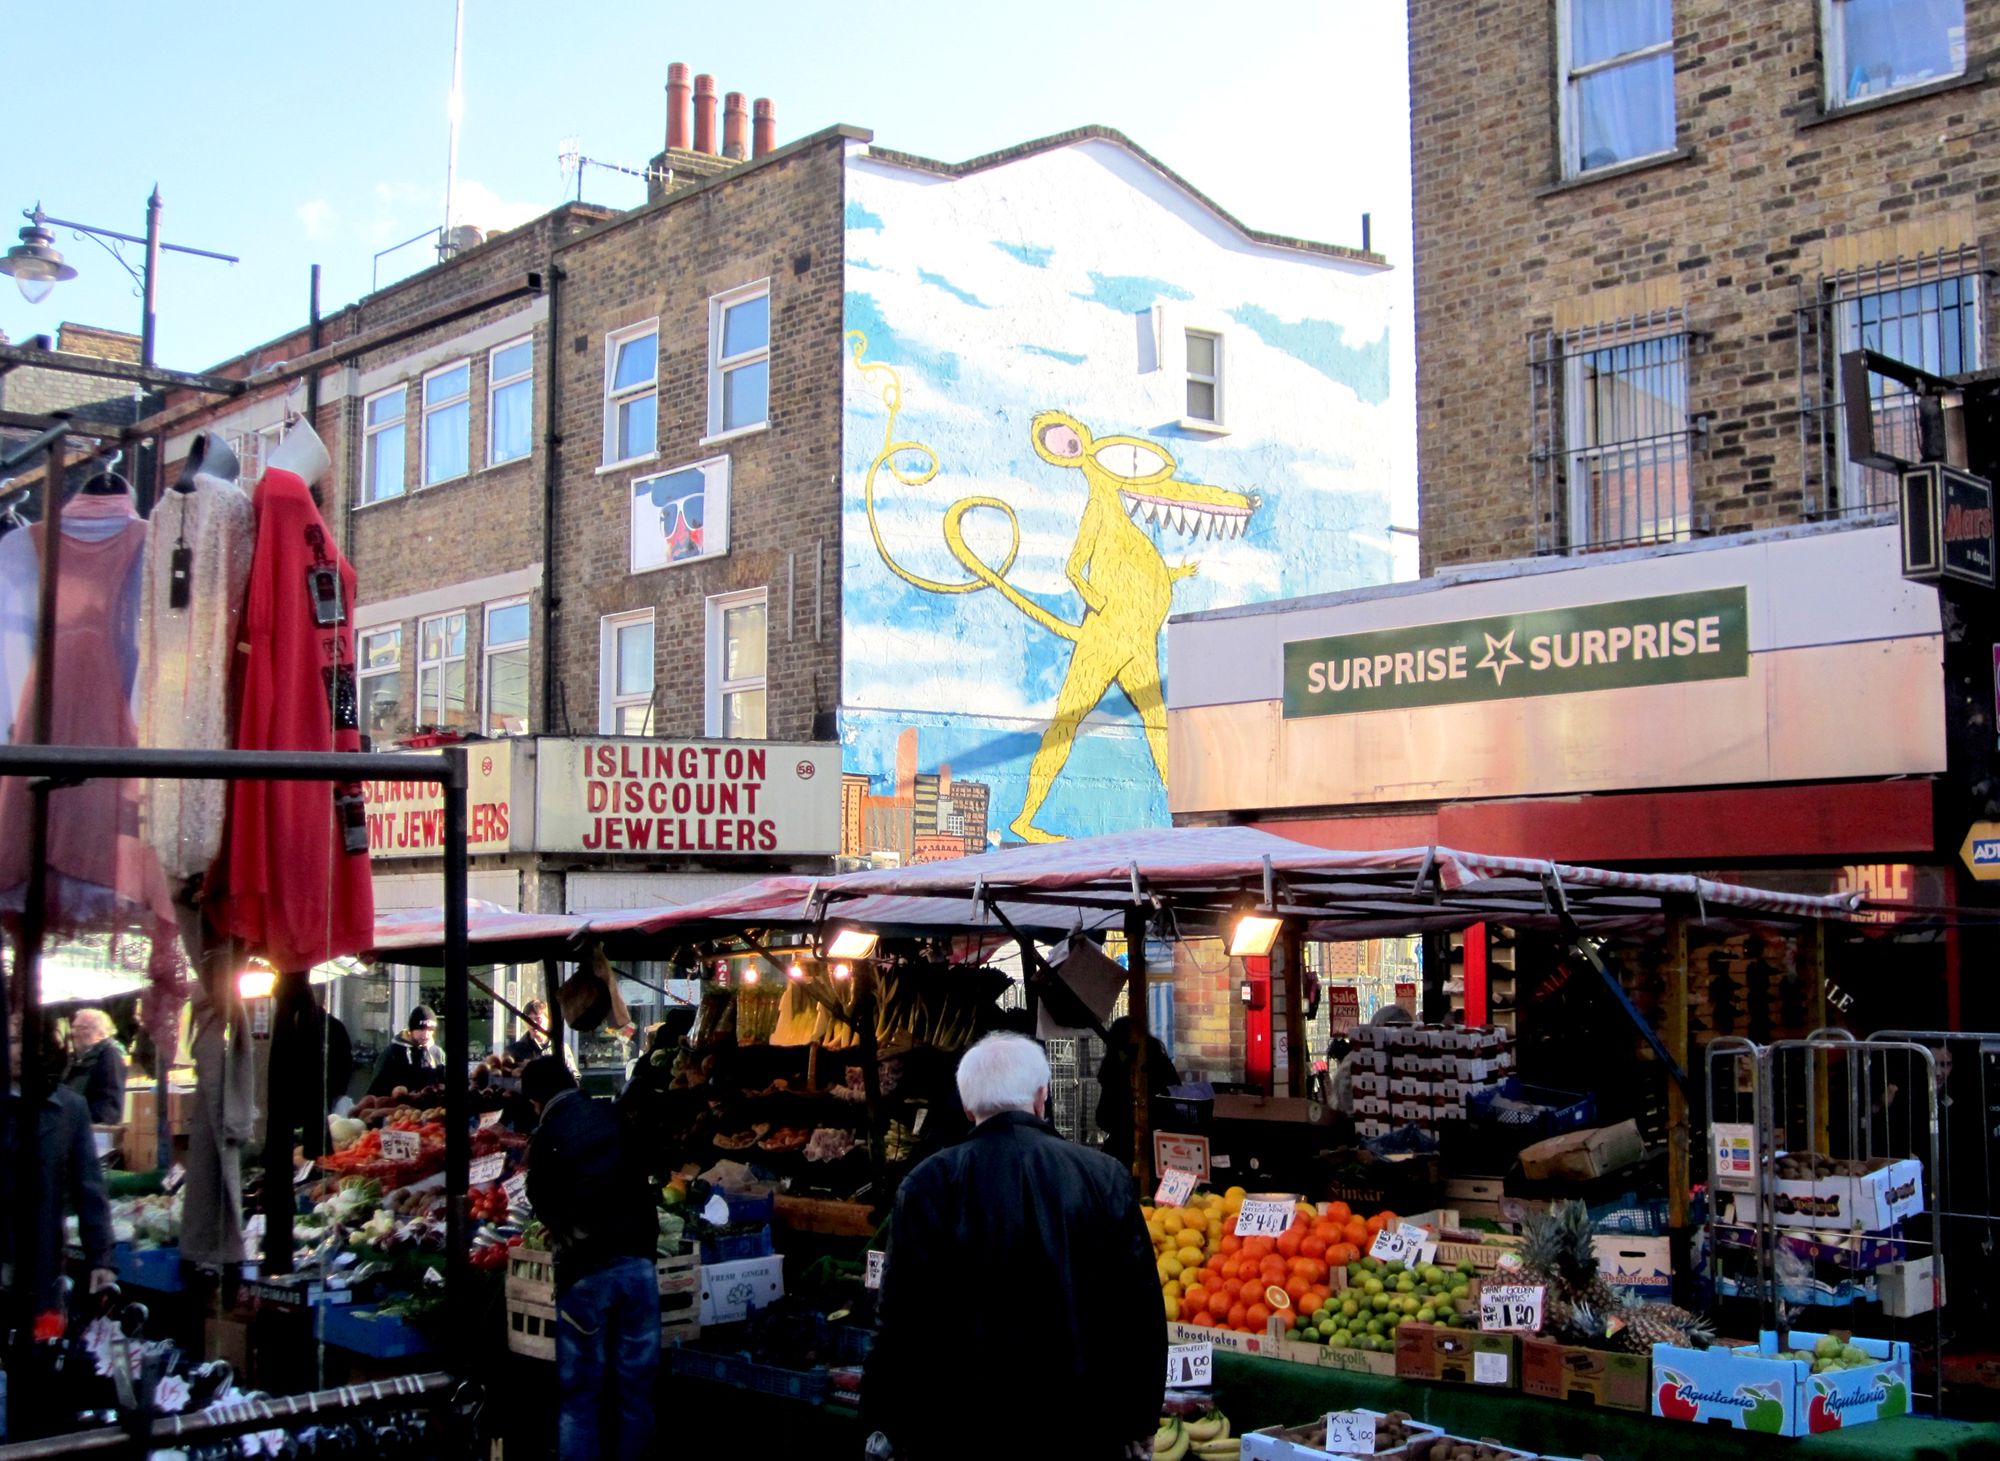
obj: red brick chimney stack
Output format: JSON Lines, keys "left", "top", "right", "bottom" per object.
{"left": 753, "top": 98, "right": 776, "bottom": 158}
{"left": 666, "top": 63, "right": 691, "bottom": 151}
{"left": 723, "top": 92, "right": 749, "bottom": 160}
{"left": 693, "top": 73, "right": 718, "bottom": 154}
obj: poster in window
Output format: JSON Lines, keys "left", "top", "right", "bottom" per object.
{"left": 631, "top": 461, "right": 726, "bottom": 572}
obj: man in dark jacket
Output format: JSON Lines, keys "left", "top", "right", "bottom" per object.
{"left": 523, "top": 1056, "right": 660, "bottom": 1461}
{"left": 368, "top": 1005, "right": 445, "bottom": 1098}
{"left": 4, "top": 1014, "right": 117, "bottom": 1316}
{"left": 62, "top": 1008, "right": 127, "bottom": 1125}
{"left": 868, "top": 1033, "right": 1164, "bottom": 1461}
{"left": 1095, "top": 1015, "right": 1180, "bottom": 1170}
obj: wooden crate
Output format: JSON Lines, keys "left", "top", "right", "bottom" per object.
{"left": 659, "top": 1250, "right": 701, "bottom": 1345}
{"left": 774, "top": 1195, "right": 878, "bottom": 1238}
{"left": 504, "top": 1247, "right": 700, "bottom": 1359}
{"left": 506, "top": 1295, "right": 558, "bottom": 1361}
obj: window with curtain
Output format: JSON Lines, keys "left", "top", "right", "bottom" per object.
{"left": 422, "top": 361, "right": 471, "bottom": 486}
{"left": 1563, "top": 330, "right": 1692, "bottom": 547}
{"left": 1561, "top": 0, "right": 1676, "bottom": 177}
{"left": 417, "top": 611, "right": 469, "bottom": 729}
{"left": 1824, "top": 0, "right": 1966, "bottom": 107}
{"left": 602, "top": 611, "right": 656, "bottom": 735}
{"left": 1836, "top": 270, "right": 1983, "bottom": 508}
{"left": 604, "top": 323, "right": 659, "bottom": 466}
{"left": 483, "top": 599, "right": 531, "bottom": 736}
{"left": 488, "top": 338, "right": 533, "bottom": 465}
{"left": 358, "top": 627, "right": 405, "bottom": 742}
{"left": 708, "top": 283, "right": 771, "bottom": 438}
{"left": 362, "top": 386, "right": 407, "bottom": 504}
{"left": 707, "top": 590, "right": 767, "bottom": 739}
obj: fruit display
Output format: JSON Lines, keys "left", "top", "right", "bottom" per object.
{"left": 1778, "top": 1334, "right": 1889, "bottom": 1374}
{"left": 1154, "top": 1398, "right": 1235, "bottom": 1460}
{"left": 1774, "top": 1152, "right": 1893, "bottom": 1182}
{"left": 1518, "top": 1199, "right": 1713, "bottom": 1353}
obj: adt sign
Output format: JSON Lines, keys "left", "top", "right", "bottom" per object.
{"left": 1959, "top": 822, "right": 2000, "bottom": 882}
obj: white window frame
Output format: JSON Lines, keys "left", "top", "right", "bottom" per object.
{"left": 1184, "top": 328, "right": 1223, "bottom": 428}
{"left": 357, "top": 625, "right": 404, "bottom": 744}
{"left": 705, "top": 588, "right": 768, "bottom": 740}
{"left": 362, "top": 384, "right": 408, "bottom": 505}
{"left": 481, "top": 597, "right": 532, "bottom": 737}
{"left": 600, "top": 609, "right": 657, "bottom": 736}
{"left": 629, "top": 455, "right": 732, "bottom": 574}
{"left": 1556, "top": 0, "right": 1677, "bottom": 179}
{"left": 704, "top": 280, "right": 771, "bottom": 443}
{"left": 416, "top": 610, "right": 469, "bottom": 730}
{"left": 487, "top": 336, "right": 534, "bottom": 467}
{"left": 1822, "top": 0, "right": 1967, "bottom": 110}
{"left": 420, "top": 358, "right": 472, "bottom": 487}
{"left": 601, "top": 319, "right": 660, "bottom": 470}
{"left": 1833, "top": 268, "right": 1984, "bottom": 507}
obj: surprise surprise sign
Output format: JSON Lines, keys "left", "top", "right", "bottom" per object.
{"left": 536, "top": 739, "right": 840, "bottom": 856}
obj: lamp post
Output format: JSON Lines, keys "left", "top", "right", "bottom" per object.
{"left": 0, "top": 189, "right": 238, "bottom": 367}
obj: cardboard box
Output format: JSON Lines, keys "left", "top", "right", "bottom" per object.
{"left": 1518, "top": 1121, "right": 1646, "bottom": 1182}
{"left": 1355, "top": 1096, "right": 1391, "bottom": 1117}
{"left": 1735, "top": 1155, "right": 1925, "bottom": 1233}
{"left": 1520, "top": 1336, "right": 1650, "bottom": 1411}
{"left": 1593, "top": 1236, "right": 1671, "bottom": 1301}
{"left": 697, "top": 1255, "right": 784, "bottom": 1325}
{"left": 1352, "top": 1073, "right": 1389, "bottom": 1098}
{"left": 1166, "top": 1320, "right": 1397, "bottom": 1376}
{"left": 1651, "top": 1330, "right": 1913, "bottom": 1435}
{"left": 1242, "top": 1411, "right": 1445, "bottom": 1461}
{"left": 1213, "top": 1093, "right": 1331, "bottom": 1125}
{"left": 1394, "top": 1323, "right": 1516, "bottom": 1388}
{"left": 1433, "top": 1239, "right": 1519, "bottom": 1274}
{"left": 1357, "top": 1120, "right": 1391, "bottom": 1142}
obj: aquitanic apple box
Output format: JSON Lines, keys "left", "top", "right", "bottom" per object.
{"left": 1650, "top": 1330, "right": 1912, "bottom": 1437}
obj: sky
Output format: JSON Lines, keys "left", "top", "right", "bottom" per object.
{"left": 0, "top": 0, "right": 1413, "bottom": 524}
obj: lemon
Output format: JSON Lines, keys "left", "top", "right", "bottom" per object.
{"left": 1177, "top": 1245, "right": 1204, "bottom": 1268}
{"left": 1158, "top": 1255, "right": 1185, "bottom": 1281}
{"left": 1161, "top": 1211, "right": 1184, "bottom": 1236}
{"left": 1164, "top": 1294, "right": 1181, "bottom": 1320}
{"left": 1164, "top": 1279, "right": 1183, "bottom": 1300}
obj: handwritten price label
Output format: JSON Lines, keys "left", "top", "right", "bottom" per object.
{"left": 1165, "top": 1342, "right": 1213, "bottom": 1389}
{"left": 1368, "top": 1223, "right": 1436, "bottom": 1266}
{"left": 864, "top": 1250, "right": 886, "bottom": 1290}
{"left": 1234, "top": 1197, "right": 1296, "bottom": 1238}
{"left": 1326, "top": 1411, "right": 1381, "bottom": 1454}
{"left": 504, "top": 1172, "right": 528, "bottom": 1206}
{"left": 1154, "top": 1169, "right": 1198, "bottom": 1207}
{"left": 379, "top": 1129, "right": 421, "bottom": 1162}
{"left": 478, "top": 1110, "right": 503, "bottom": 1129}
{"left": 1478, "top": 1283, "right": 1545, "bottom": 1332}
{"left": 469, "top": 1153, "right": 506, "bottom": 1185}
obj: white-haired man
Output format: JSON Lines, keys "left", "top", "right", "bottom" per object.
{"left": 63, "top": 1007, "right": 127, "bottom": 1126}
{"left": 866, "top": 1033, "right": 1164, "bottom": 1461}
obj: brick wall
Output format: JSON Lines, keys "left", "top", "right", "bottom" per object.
{"left": 1172, "top": 941, "right": 1243, "bottom": 1083}
{"left": 1411, "top": 0, "right": 2000, "bottom": 573}
{"left": 548, "top": 133, "right": 848, "bottom": 744}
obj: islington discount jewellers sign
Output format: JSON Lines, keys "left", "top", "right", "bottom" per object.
{"left": 536, "top": 739, "right": 841, "bottom": 856}
{"left": 1283, "top": 587, "right": 1749, "bottom": 718}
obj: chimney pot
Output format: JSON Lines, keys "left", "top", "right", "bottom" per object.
{"left": 693, "top": 73, "right": 718, "bottom": 155}
{"left": 666, "top": 63, "right": 692, "bottom": 152}
{"left": 723, "top": 91, "right": 749, "bottom": 161}
{"left": 753, "top": 98, "right": 776, "bottom": 158}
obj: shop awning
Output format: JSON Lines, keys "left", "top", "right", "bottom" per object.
{"left": 366, "top": 902, "right": 590, "bottom": 965}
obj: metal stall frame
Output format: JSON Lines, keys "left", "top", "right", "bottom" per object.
{"left": 0, "top": 744, "right": 473, "bottom": 1444}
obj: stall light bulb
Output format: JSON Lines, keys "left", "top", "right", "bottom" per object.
{"left": 827, "top": 928, "right": 879, "bottom": 960}
{"left": 787, "top": 962, "right": 806, "bottom": 980}
{"left": 742, "top": 967, "right": 760, "bottom": 985}
{"left": 832, "top": 963, "right": 852, "bottom": 981}
{"left": 238, "top": 969, "right": 276, "bottom": 1001}
{"left": 1229, "top": 913, "right": 1283, "bottom": 958}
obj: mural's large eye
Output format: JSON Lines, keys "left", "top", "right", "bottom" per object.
{"left": 1040, "top": 422, "right": 1084, "bottom": 459}
{"left": 1094, "top": 442, "right": 1168, "bottom": 479}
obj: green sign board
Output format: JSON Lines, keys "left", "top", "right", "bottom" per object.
{"left": 1283, "top": 587, "right": 1750, "bottom": 719}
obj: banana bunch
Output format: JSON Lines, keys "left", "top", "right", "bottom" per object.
{"left": 1154, "top": 1409, "right": 1235, "bottom": 1461}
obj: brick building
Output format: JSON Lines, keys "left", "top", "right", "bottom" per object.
{"left": 1167, "top": 0, "right": 2000, "bottom": 1033}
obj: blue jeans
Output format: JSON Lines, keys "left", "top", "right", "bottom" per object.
{"left": 555, "top": 1255, "right": 660, "bottom": 1460}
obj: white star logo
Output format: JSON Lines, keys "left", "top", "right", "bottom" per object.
{"left": 1477, "top": 630, "right": 1524, "bottom": 686}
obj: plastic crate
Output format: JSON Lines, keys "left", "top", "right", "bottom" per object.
{"left": 1469, "top": 1079, "right": 1595, "bottom": 1139}
{"left": 320, "top": 1305, "right": 434, "bottom": 1359}
{"left": 668, "top": 1345, "right": 829, "bottom": 1404}
{"left": 700, "top": 1225, "right": 775, "bottom": 1265}
{"left": 115, "top": 1243, "right": 184, "bottom": 1292}
{"left": 831, "top": 1323, "right": 877, "bottom": 1366}
{"left": 720, "top": 1190, "right": 776, "bottom": 1226}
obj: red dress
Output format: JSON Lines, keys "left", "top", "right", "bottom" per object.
{"left": 206, "top": 468, "right": 373, "bottom": 969}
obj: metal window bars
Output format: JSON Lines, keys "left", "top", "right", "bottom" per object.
{"left": 1795, "top": 243, "right": 1991, "bottom": 517}
{"left": 1529, "top": 308, "right": 1704, "bottom": 553}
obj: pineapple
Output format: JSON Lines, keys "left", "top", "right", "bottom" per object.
{"left": 1516, "top": 1200, "right": 1622, "bottom": 1335}
{"left": 1615, "top": 1302, "right": 1715, "bottom": 1354}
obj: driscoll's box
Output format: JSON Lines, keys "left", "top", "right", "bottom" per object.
{"left": 1650, "top": 1330, "right": 1913, "bottom": 1436}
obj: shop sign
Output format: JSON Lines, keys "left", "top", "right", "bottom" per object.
{"left": 1394, "top": 983, "right": 1417, "bottom": 1016}
{"left": 1834, "top": 863, "right": 1916, "bottom": 925}
{"left": 1900, "top": 463, "right": 1996, "bottom": 588}
{"left": 1326, "top": 985, "right": 1360, "bottom": 1037}
{"left": 1282, "top": 588, "right": 1749, "bottom": 719}
{"left": 536, "top": 738, "right": 841, "bottom": 856}
{"left": 366, "top": 744, "right": 521, "bottom": 859}
{"left": 1154, "top": 1132, "right": 1211, "bottom": 1184}
{"left": 1960, "top": 821, "right": 2000, "bottom": 882}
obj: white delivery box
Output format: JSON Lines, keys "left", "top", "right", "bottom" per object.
{"left": 698, "top": 1255, "right": 784, "bottom": 1325}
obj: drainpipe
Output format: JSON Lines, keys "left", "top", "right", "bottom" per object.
{"left": 540, "top": 260, "right": 564, "bottom": 732}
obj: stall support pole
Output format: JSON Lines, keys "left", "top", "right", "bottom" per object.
{"left": 1277, "top": 927, "right": 1307, "bottom": 1098}
{"left": 1126, "top": 906, "right": 1154, "bottom": 1190}
{"left": 541, "top": 956, "right": 565, "bottom": 1055}
{"left": 1663, "top": 902, "right": 1692, "bottom": 1305}
{"left": 1803, "top": 917, "right": 1829, "bottom": 1158}
{"left": 1420, "top": 931, "right": 1450, "bottom": 1024}
{"left": 441, "top": 748, "right": 472, "bottom": 1374}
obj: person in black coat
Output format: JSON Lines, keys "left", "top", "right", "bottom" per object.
{"left": 368, "top": 1005, "right": 445, "bottom": 1098}
{"left": 4, "top": 1013, "right": 117, "bottom": 1314}
{"left": 62, "top": 1008, "right": 127, "bottom": 1125}
{"left": 868, "top": 1033, "right": 1165, "bottom": 1461}
{"left": 1095, "top": 1015, "right": 1180, "bottom": 1170}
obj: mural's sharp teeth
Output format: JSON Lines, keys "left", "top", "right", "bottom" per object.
{"left": 1126, "top": 498, "right": 1142, "bottom": 521}
{"left": 1145, "top": 501, "right": 1160, "bottom": 524}
{"left": 1171, "top": 506, "right": 1187, "bottom": 534}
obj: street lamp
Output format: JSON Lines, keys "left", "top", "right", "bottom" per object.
{"left": 0, "top": 190, "right": 238, "bottom": 367}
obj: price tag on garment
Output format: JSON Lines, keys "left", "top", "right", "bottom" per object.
{"left": 379, "top": 1129, "right": 421, "bottom": 1162}
{"left": 1165, "top": 1342, "right": 1213, "bottom": 1389}
{"left": 1369, "top": 1223, "right": 1435, "bottom": 1266}
{"left": 1478, "top": 1283, "right": 1545, "bottom": 1333}
{"left": 864, "top": 1249, "right": 886, "bottom": 1290}
{"left": 469, "top": 1153, "right": 506, "bottom": 1185}
{"left": 1154, "top": 1169, "right": 1199, "bottom": 1207}
{"left": 504, "top": 1173, "right": 528, "bottom": 1207}
{"left": 1234, "top": 1198, "right": 1296, "bottom": 1238}
{"left": 1325, "top": 1411, "right": 1381, "bottom": 1454}
{"left": 478, "top": 1110, "right": 503, "bottom": 1130}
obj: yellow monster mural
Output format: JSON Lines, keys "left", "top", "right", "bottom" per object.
{"left": 848, "top": 331, "right": 1260, "bottom": 842}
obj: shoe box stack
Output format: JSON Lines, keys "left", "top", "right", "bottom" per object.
{"left": 1350, "top": 1024, "right": 1516, "bottom": 1141}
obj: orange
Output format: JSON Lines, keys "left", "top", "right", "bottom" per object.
{"left": 1344, "top": 1220, "right": 1369, "bottom": 1245}
{"left": 1303, "top": 1287, "right": 1329, "bottom": 1313}
{"left": 1237, "top": 1260, "right": 1261, "bottom": 1283}
{"left": 1245, "top": 1302, "right": 1272, "bottom": 1329}
{"left": 1276, "top": 1230, "right": 1303, "bottom": 1259}
{"left": 1328, "top": 1201, "right": 1353, "bottom": 1223}
{"left": 1283, "top": 1276, "right": 1312, "bottom": 1303}
{"left": 1218, "top": 1235, "right": 1242, "bottom": 1257}
{"left": 1191, "top": 1311, "right": 1215, "bottom": 1327}
{"left": 1227, "top": 1303, "right": 1249, "bottom": 1329}
{"left": 1183, "top": 1285, "right": 1210, "bottom": 1314}
{"left": 1300, "top": 1235, "right": 1327, "bottom": 1259}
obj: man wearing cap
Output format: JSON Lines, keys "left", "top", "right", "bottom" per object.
{"left": 368, "top": 1005, "right": 446, "bottom": 1097}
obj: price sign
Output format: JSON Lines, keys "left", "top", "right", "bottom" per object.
{"left": 504, "top": 1172, "right": 528, "bottom": 1206}
{"left": 1326, "top": 1411, "right": 1380, "bottom": 1454}
{"left": 864, "top": 1249, "right": 886, "bottom": 1290}
{"left": 1234, "top": 1197, "right": 1296, "bottom": 1238}
{"left": 478, "top": 1110, "right": 503, "bottom": 1129}
{"left": 1165, "top": 1342, "right": 1213, "bottom": 1389}
{"left": 1368, "top": 1223, "right": 1436, "bottom": 1266}
{"left": 379, "top": 1129, "right": 421, "bottom": 1162}
{"left": 1155, "top": 1132, "right": 1212, "bottom": 1184}
{"left": 469, "top": 1153, "right": 506, "bottom": 1185}
{"left": 1478, "top": 1283, "right": 1545, "bottom": 1332}
{"left": 1154, "top": 1169, "right": 1198, "bottom": 1207}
